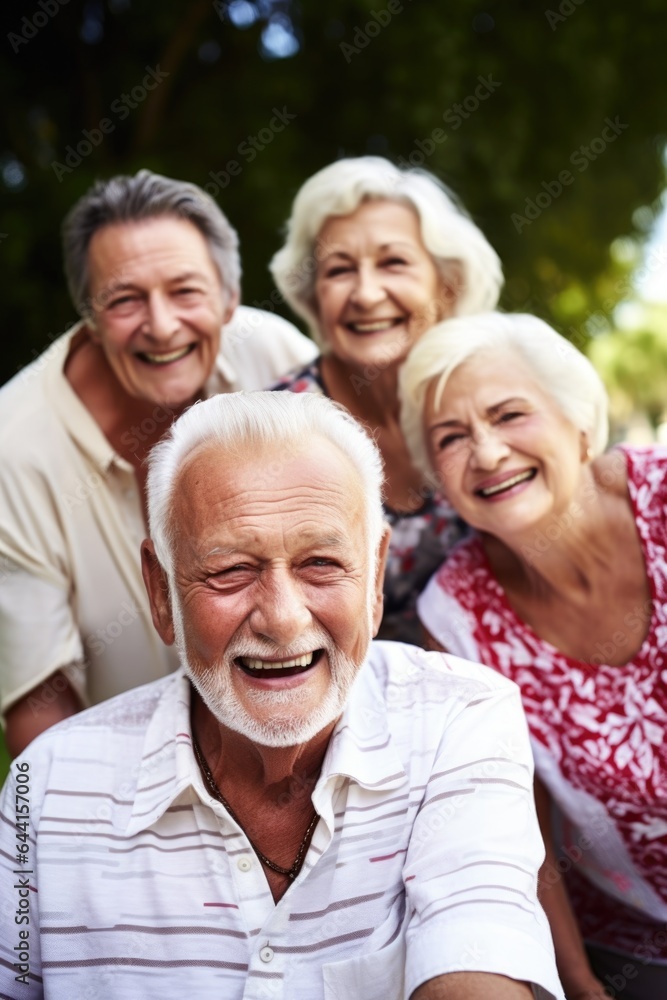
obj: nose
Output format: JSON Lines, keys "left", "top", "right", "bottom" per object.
{"left": 469, "top": 429, "right": 511, "bottom": 470}
{"left": 144, "top": 291, "right": 180, "bottom": 341}
{"left": 249, "top": 568, "right": 312, "bottom": 648}
{"left": 350, "top": 263, "right": 387, "bottom": 310}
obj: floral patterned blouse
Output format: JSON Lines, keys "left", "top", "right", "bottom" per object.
{"left": 417, "top": 445, "right": 667, "bottom": 960}
{"left": 271, "top": 359, "right": 466, "bottom": 645}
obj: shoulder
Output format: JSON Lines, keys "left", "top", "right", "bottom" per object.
{"left": 364, "top": 640, "right": 519, "bottom": 710}
{"left": 3, "top": 674, "right": 179, "bottom": 805}
{"left": 618, "top": 442, "right": 667, "bottom": 486}
{"left": 428, "top": 535, "right": 487, "bottom": 593}
{"left": 220, "top": 306, "right": 317, "bottom": 384}
{"left": 270, "top": 358, "right": 324, "bottom": 393}
{"left": 603, "top": 444, "right": 667, "bottom": 519}
{"left": 0, "top": 334, "right": 74, "bottom": 471}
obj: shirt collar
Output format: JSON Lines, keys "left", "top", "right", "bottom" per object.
{"left": 45, "top": 319, "right": 238, "bottom": 471}
{"left": 125, "top": 654, "right": 408, "bottom": 838}
{"left": 318, "top": 658, "right": 408, "bottom": 796}
{"left": 125, "top": 670, "right": 200, "bottom": 837}
{"left": 45, "top": 321, "right": 133, "bottom": 475}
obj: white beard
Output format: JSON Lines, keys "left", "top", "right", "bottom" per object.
{"left": 172, "top": 599, "right": 369, "bottom": 748}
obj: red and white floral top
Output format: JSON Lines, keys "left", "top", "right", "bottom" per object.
{"left": 418, "top": 445, "right": 667, "bottom": 960}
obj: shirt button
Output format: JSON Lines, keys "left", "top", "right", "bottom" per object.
{"left": 259, "top": 946, "right": 274, "bottom": 964}
{"left": 237, "top": 857, "right": 252, "bottom": 872}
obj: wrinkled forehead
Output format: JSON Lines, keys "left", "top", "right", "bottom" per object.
{"left": 169, "top": 434, "right": 368, "bottom": 550}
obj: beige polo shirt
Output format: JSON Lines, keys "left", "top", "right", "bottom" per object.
{"left": 0, "top": 307, "right": 316, "bottom": 714}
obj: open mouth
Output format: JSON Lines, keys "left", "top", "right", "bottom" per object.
{"left": 476, "top": 469, "right": 537, "bottom": 498}
{"left": 236, "top": 649, "right": 323, "bottom": 679}
{"left": 136, "top": 344, "right": 197, "bottom": 366}
{"left": 346, "top": 318, "right": 405, "bottom": 334}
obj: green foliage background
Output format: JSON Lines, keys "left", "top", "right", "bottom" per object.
{"left": 1, "top": 0, "right": 666, "bottom": 388}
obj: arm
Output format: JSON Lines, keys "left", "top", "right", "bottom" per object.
{"left": 534, "top": 776, "right": 610, "bottom": 1000}
{"left": 0, "top": 559, "right": 87, "bottom": 754}
{"left": 412, "top": 972, "right": 532, "bottom": 999}
{"left": 403, "top": 664, "right": 564, "bottom": 1000}
{"left": 5, "top": 670, "right": 82, "bottom": 757}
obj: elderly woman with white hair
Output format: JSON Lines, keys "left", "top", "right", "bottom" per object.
{"left": 270, "top": 156, "right": 502, "bottom": 643}
{"left": 399, "top": 311, "right": 667, "bottom": 999}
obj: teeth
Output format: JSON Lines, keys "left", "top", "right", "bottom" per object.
{"left": 479, "top": 470, "right": 534, "bottom": 497}
{"left": 349, "top": 320, "right": 399, "bottom": 332}
{"left": 141, "top": 346, "right": 193, "bottom": 364}
{"left": 240, "top": 653, "right": 314, "bottom": 671}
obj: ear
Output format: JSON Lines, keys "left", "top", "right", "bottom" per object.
{"left": 221, "top": 287, "right": 240, "bottom": 327}
{"left": 85, "top": 315, "right": 101, "bottom": 341}
{"left": 436, "top": 260, "right": 465, "bottom": 320}
{"left": 580, "top": 432, "right": 592, "bottom": 463}
{"left": 141, "top": 539, "right": 175, "bottom": 645}
{"left": 371, "top": 526, "right": 392, "bottom": 636}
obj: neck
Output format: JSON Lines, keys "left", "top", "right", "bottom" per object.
{"left": 191, "top": 692, "right": 333, "bottom": 797}
{"left": 66, "top": 326, "right": 193, "bottom": 467}
{"left": 321, "top": 353, "right": 401, "bottom": 428}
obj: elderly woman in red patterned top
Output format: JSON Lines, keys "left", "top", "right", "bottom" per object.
{"left": 399, "top": 310, "right": 667, "bottom": 1000}
{"left": 269, "top": 156, "right": 503, "bottom": 645}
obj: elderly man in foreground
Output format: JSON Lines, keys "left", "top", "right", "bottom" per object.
{"left": 0, "top": 393, "right": 564, "bottom": 999}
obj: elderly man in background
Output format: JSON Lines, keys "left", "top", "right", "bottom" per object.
{"left": 0, "top": 391, "right": 564, "bottom": 999}
{"left": 0, "top": 170, "right": 316, "bottom": 755}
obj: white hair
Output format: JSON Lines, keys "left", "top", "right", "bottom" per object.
{"left": 146, "top": 390, "right": 386, "bottom": 578}
{"left": 399, "top": 312, "right": 609, "bottom": 476}
{"left": 270, "top": 156, "right": 503, "bottom": 346}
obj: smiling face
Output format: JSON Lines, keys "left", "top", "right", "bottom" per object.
{"left": 314, "top": 199, "right": 453, "bottom": 371}
{"left": 425, "top": 351, "right": 585, "bottom": 539}
{"left": 87, "top": 216, "right": 238, "bottom": 409}
{"left": 143, "top": 437, "right": 388, "bottom": 748}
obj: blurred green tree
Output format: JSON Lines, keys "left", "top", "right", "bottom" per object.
{"left": 589, "top": 304, "right": 667, "bottom": 429}
{"left": 0, "top": 0, "right": 665, "bottom": 386}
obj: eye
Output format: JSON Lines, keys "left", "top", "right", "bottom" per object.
{"left": 324, "top": 265, "right": 354, "bottom": 278}
{"left": 435, "top": 432, "right": 466, "bottom": 451}
{"left": 497, "top": 410, "right": 524, "bottom": 424}
{"left": 207, "top": 564, "right": 255, "bottom": 590}
{"left": 382, "top": 256, "right": 408, "bottom": 267}
{"left": 215, "top": 563, "right": 251, "bottom": 575}
{"left": 108, "top": 294, "right": 138, "bottom": 309}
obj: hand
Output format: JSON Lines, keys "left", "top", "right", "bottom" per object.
{"left": 569, "top": 981, "right": 613, "bottom": 1000}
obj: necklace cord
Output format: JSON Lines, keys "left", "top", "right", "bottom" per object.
{"left": 192, "top": 734, "right": 319, "bottom": 881}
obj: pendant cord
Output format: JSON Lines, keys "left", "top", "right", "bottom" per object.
{"left": 192, "top": 734, "right": 319, "bottom": 882}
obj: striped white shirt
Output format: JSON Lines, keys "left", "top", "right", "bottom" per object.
{"left": 0, "top": 642, "right": 564, "bottom": 999}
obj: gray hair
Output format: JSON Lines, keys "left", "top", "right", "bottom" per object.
{"left": 146, "top": 391, "right": 386, "bottom": 579}
{"left": 399, "top": 312, "right": 609, "bottom": 475}
{"left": 62, "top": 169, "right": 241, "bottom": 318}
{"left": 270, "top": 156, "right": 503, "bottom": 346}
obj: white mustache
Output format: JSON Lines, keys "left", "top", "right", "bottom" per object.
{"left": 224, "top": 626, "right": 334, "bottom": 664}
